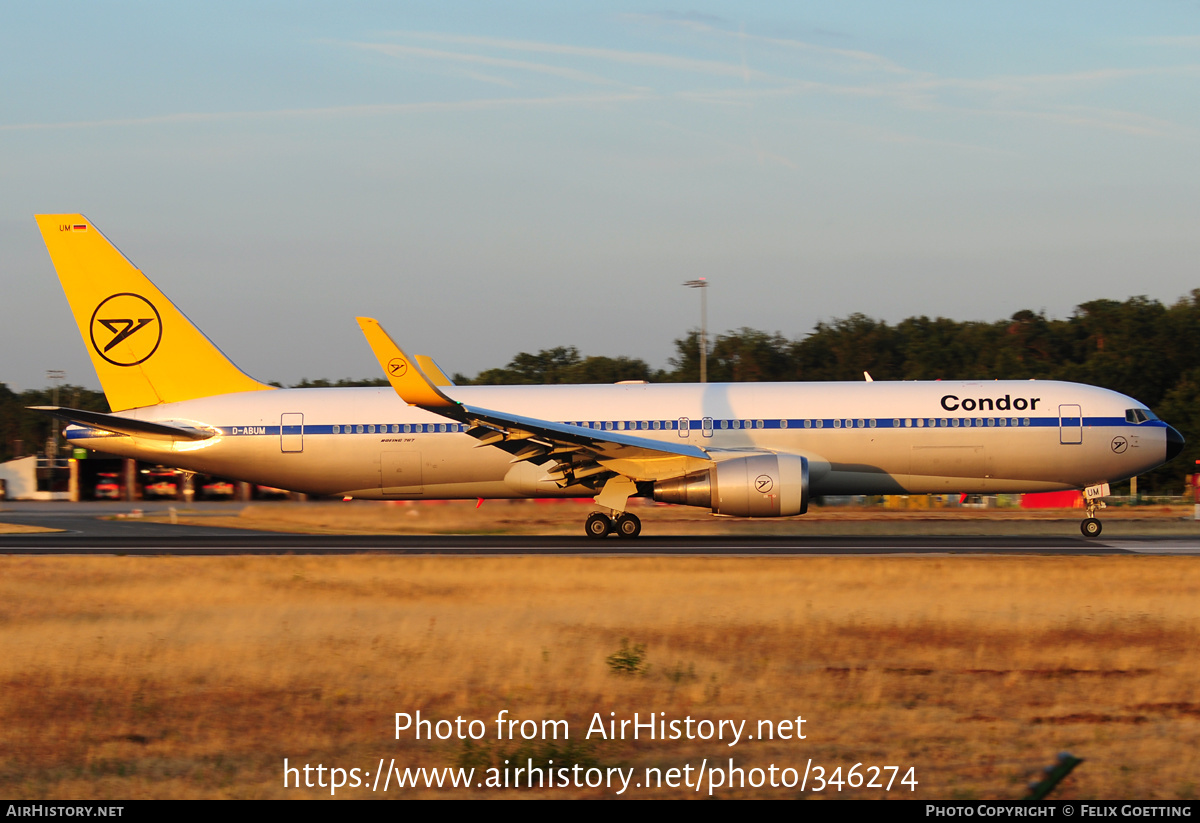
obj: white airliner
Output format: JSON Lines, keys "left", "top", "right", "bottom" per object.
{"left": 32, "top": 214, "right": 1184, "bottom": 538}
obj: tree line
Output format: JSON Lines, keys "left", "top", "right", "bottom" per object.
{"left": 455, "top": 291, "right": 1200, "bottom": 492}
{"left": 4, "top": 291, "right": 1198, "bottom": 491}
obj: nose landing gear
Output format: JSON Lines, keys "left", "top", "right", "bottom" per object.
{"left": 1080, "top": 484, "right": 1108, "bottom": 538}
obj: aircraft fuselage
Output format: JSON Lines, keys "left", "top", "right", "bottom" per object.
{"left": 66, "top": 379, "right": 1173, "bottom": 502}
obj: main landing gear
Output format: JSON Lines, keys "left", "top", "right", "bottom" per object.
{"left": 584, "top": 511, "right": 641, "bottom": 539}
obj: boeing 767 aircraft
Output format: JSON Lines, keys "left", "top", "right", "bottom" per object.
{"left": 32, "top": 214, "right": 1184, "bottom": 538}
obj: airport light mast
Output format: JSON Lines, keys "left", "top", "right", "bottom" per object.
{"left": 683, "top": 278, "right": 708, "bottom": 383}
{"left": 46, "top": 369, "right": 65, "bottom": 458}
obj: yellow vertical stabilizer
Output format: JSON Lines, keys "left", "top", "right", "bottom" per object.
{"left": 36, "top": 214, "right": 275, "bottom": 411}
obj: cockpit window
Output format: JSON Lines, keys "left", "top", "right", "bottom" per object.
{"left": 1125, "top": 408, "right": 1158, "bottom": 424}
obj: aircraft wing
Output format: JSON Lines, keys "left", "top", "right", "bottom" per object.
{"left": 456, "top": 404, "right": 712, "bottom": 481}
{"left": 29, "top": 406, "right": 215, "bottom": 441}
{"left": 356, "top": 318, "right": 712, "bottom": 482}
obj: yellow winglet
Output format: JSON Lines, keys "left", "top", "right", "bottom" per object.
{"left": 415, "top": 355, "right": 455, "bottom": 387}
{"left": 356, "top": 318, "right": 457, "bottom": 409}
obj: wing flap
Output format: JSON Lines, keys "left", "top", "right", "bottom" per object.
{"left": 459, "top": 406, "right": 711, "bottom": 481}
{"left": 459, "top": 406, "right": 710, "bottom": 461}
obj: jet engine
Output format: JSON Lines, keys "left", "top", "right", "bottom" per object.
{"left": 652, "top": 454, "right": 809, "bottom": 517}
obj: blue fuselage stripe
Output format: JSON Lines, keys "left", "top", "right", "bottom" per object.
{"left": 65, "top": 417, "right": 1164, "bottom": 439}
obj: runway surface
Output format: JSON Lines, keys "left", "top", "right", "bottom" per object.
{"left": 2, "top": 503, "right": 1198, "bottom": 555}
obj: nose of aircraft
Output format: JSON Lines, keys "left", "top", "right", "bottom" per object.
{"left": 1166, "top": 425, "right": 1185, "bottom": 462}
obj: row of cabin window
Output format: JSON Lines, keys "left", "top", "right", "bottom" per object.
{"left": 887, "top": 417, "right": 1032, "bottom": 428}
{"left": 575, "top": 420, "right": 697, "bottom": 430}
{"left": 333, "top": 423, "right": 467, "bottom": 434}
{"left": 575, "top": 418, "right": 1034, "bottom": 430}
{"left": 776, "top": 418, "right": 1032, "bottom": 429}
{"left": 574, "top": 419, "right": 765, "bottom": 431}
{"left": 330, "top": 417, "right": 1034, "bottom": 435}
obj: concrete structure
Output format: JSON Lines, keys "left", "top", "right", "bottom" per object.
{"left": 0, "top": 456, "right": 71, "bottom": 501}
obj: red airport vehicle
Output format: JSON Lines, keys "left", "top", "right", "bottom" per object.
{"left": 142, "top": 468, "right": 180, "bottom": 499}
{"left": 94, "top": 472, "right": 121, "bottom": 500}
{"left": 202, "top": 479, "right": 235, "bottom": 499}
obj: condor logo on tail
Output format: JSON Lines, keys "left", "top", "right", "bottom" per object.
{"left": 89, "top": 293, "right": 162, "bottom": 366}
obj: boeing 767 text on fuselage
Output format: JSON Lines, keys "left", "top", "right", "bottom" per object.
{"left": 32, "top": 215, "right": 1184, "bottom": 538}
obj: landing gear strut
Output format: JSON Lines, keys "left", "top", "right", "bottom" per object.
{"left": 584, "top": 511, "right": 641, "bottom": 538}
{"left": 1081, "top": 495, "right": 1104, "bottom": 538}
{"left": 1081, "top": 493, "right": 1106, "bottom": 538}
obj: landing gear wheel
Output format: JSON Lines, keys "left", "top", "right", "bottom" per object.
{"left": 614, "top": 513, "right": 642, "bottom": 538}
{"left": 1081, "top": 517, "right": 1102, "bottom": 538}
{"left": 585, "top": 512, "right": 613, "bottom": 538}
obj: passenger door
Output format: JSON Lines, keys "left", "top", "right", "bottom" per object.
{"left": 1059, "top": 404, "right": 1082, "bottom": 445}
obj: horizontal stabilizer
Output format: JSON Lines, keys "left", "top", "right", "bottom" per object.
{"left": 29, "top": 406, "right": 214, "bottom": 441}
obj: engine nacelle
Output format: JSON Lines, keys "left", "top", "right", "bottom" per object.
{"left": 652, "top": 454, "right": 809, "bottom": 517}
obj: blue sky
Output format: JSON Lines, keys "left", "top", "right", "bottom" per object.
{"left": 4, "top": 2, "right": 1200, "bottom": 391}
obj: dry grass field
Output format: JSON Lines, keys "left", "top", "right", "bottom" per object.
{"left": 0, "top": 523, "right": 60, "bottom": 534}
{"left": 0, "top": 553, "right": 1197, "bottom": 799}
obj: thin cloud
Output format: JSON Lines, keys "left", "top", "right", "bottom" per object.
{"left": 674, "top": 76, "right": 1195, "bottom": 141}
{"left": 910, "top": 64, "right": 1200, "bottom": 96}
{"left": 620, "top": 13, "right": 918, "bottom": 76}
{"left": 975, "top": 104, "right": 1194, "bottom": 138}
{"left": 1136, "top": 36, "right": 1200, "bottom": 47}
{"left": 623, "top": 10, "right": 730, "bottom": 28}
{"left": 0, "top": 94, "right": 656, "bottom": 132}
{"left": 740, "top": 32, "right": 920, "bottom": 76}
{"left": 751, "top": 137, "right": 797, "bottom": 169}
{"left": 457, "top": 70, "right": 519, "bottom": 89}
{"left": 348, "top": 41, "right": 621, "bottom": 86}
{"left": 616, "top": 14, "right": 1200, "bottom": 139}
{"left": 383, "top": 31, "right": 776, "bottom": 81}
